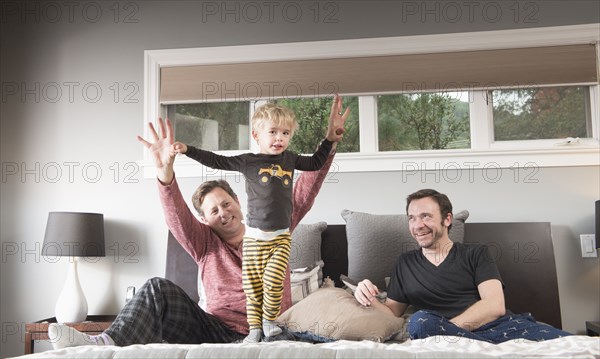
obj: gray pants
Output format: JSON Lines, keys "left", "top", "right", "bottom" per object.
{"left": 105, "top": 277, "right": 244, "bottom": 346}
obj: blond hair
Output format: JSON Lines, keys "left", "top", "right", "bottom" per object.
{"left": 251, "top": 103, "right": 298, "bottom": 137}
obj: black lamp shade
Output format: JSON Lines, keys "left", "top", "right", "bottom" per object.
{"left": 42, "top": 212, "right": 106, "bottom": 257}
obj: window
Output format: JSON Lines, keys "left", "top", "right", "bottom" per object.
{"left": 168, "top": 102, "right": 251, "bottom": 151}
{"left": 274, "top": 97, "right": 360, "bottom": 153}
{"left": 377, "top": 92, "right": 470, "bottom": 151}
{"left": 491, "top": 86, "right": 591, "bottom": 141}
{"left": 142, "top": 24, "right": 599, "bottom": 178}
{"left": 167, "top": 97, "right": 360, "bottom": 155}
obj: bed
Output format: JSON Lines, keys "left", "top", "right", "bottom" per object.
{"left": 16, "top": 209, "right": 600, "bottom": 358}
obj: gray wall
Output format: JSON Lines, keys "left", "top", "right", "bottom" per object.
{"left": 1, "top": 1, "right": 599, "bottom": 357}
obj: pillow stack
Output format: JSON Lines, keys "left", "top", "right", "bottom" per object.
{"left": 289, "top": 221, "right": 327, "bottom": 304}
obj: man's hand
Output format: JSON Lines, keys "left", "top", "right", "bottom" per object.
{"left": 354, "top": 279, "right": 380, "bottom": 307}
{"left": 326, "top": 94, "right": 350, "bottom": 142}
{"left": 137, "top": 117, "right": 176, "bottom": 185}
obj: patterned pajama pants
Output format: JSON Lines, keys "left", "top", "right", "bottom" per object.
{"left": 242, "top": 233, "right": 291, "bottom": 330}
{"left": 408, "top": 310, "right": 573, "bottom": 343}
{"left": 104, "top": 277, "right": 244, "bottom": 346}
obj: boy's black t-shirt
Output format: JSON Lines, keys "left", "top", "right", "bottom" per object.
{"left": 185, "top": 139, "right": 332, "bottom": 231}
{"left": 387, "top": 243, "right": 504, "bottom": 319}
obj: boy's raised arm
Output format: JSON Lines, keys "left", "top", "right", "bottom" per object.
{"left": 290, "top": 95, "right": 349, "bottom": 231}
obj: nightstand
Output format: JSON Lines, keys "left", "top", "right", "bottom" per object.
{"left": 586, "top": 321, "right": 600, "bottom": 336}
{"left": 24, "top": 315, "right": 116, "bottom": 355}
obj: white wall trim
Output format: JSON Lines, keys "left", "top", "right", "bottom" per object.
{"left": 146, "top": 23, "right": 600, "bottom": 66}
{"left": 140, "top": 145, "right": 600, "bottom": 179}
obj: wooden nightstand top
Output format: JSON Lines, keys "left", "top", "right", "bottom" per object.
{"left": 24, "top": 315, "right": 116, "bottom": 355}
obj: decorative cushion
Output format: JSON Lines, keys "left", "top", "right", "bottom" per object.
{"left": 289, "top": 222, "right": 327, "bottom": 270}
{"left": 341, "top": 209, "right": 469, "bottom": 289}
{"left": 290, "top": 265, "right": 320, "bottom": 304}
{"left": 277, "top": 287, "right": 405, "bottom": 342}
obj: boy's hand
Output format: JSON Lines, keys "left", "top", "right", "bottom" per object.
{"left": 327, "top": 94, "right": 350, "bottom": 142}
{"left": 172, "top": 142, "right": 188, "bottom": 155}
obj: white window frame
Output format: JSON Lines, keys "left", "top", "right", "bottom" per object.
{"left": 140, "top": 24, "right": 600, "bottom": 179}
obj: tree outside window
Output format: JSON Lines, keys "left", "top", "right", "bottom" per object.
{"left": 492, "top": 86, "right": 590, "bottom": 141}
{"left": 171, "top": 102, "right": 250, "bottom": 151}
{"left": 275, "top": 96, "right": 360, "bottom": 154}
{"left": 377, "top": 93, "right": 470, "bottom": 151}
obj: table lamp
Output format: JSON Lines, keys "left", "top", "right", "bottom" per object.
{"left": 41, "top": 212, "right": 105, "bottom": 323}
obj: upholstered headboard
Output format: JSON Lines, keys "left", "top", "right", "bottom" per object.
{"left": 464, "top": 222, "right": 562, "bottom": 329}
{"left": 165, "top": 222, "right": 562, "bottom": 329}
{"left": 166, "top": 231, "right": 199, "bottom": 303}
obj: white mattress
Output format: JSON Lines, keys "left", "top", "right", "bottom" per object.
{"left": 15, "top": 335, "right": 600, "bottom": 358}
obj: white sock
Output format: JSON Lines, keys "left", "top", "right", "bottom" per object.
{"left": 262, "top": 319, "right": 282, "bottom": 337}
{"left": 48, "top": 323, "right": 115, "bottom": 349}
{"left": 243, "top": 328, "right": 262, "bottom": 343}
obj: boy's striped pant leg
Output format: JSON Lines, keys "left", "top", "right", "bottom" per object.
{"left": 242, "top": 234, "right": 291, "bottom": 329}
{"left": 242, "top": 238, "right": 266, "bottom": 330}
{"left": 262, "top": 234, "right": 291, "bottom": 321}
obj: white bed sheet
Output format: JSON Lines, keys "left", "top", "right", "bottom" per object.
{"left": 15, "top": 335, "right": 599, "bottom": 359}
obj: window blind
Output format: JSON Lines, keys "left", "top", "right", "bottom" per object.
{"left": 160, "top": 44, "right": 598, "bottom": 103}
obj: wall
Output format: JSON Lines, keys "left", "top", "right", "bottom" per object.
{"left": 1, "top": 1, "right": 599, "bottom": 356}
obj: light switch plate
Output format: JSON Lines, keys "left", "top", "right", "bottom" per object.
{"left": 580, "top": 234, "right": 597, "bottom": 258}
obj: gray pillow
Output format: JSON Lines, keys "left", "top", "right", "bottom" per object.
{"left": 289, "top": 222, "right": 327, "bottom": 270}
{"left": 341, "top": 209, "right": 469, "bottom": 289}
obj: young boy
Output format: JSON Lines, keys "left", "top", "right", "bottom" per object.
{"left": 173, "top": 98, "right": 347, "bottom": 343}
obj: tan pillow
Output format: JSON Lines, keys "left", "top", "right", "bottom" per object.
{"left": 277, "top": 287, "right": 405, "bottom": 342}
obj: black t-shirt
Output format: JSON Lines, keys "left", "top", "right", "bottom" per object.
{"left": 387, "top": 243, "right": 503, "bottom": 318}
{"left": 185, "top": 139, "right": 332, "bottom": 231}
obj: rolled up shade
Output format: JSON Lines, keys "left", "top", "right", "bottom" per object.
{"left": 160, "top": 44, "right": 598, "bottom": 104}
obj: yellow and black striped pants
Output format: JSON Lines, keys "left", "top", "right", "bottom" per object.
{"left": 242, "top": 232, "right": 291, "bottom": 330}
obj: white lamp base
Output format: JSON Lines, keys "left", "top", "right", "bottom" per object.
{"left": 55, "top": 258, "right": 88, "bottom": 323}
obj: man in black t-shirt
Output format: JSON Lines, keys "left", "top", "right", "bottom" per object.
{"left": 354, "top": 189, "right": 572, "bottom": 343}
